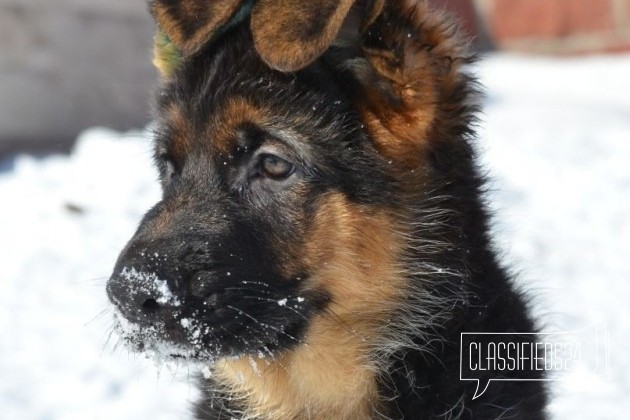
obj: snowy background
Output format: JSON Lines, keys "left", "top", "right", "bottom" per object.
{"left": 0, "top": 54, "right": 629, "bottom": 419}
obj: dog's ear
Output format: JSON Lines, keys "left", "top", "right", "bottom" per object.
{"left": 150, "top": 0, "right": 250, "bottom": 76}
{"left": 149, "top": 0, "right": 357, "bottom": 74}
{"left": 351, "top": 1, "right": 470, "bottom": 169}
{"left": 251, "top": 0, "right": 356, "bottom": 72}
{"left": 150, "top": 0, "right": 245, "bottom": 55}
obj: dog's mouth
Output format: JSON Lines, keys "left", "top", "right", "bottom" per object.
{"left": 108, "top": 267, "right": 321, "bottom": 362}
{"left": 111, "top": 308, "right": 217, "bottom": 361}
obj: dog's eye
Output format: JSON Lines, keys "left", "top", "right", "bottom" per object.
{"left": 259, "top": 154, "right": 294, "bottom": 180}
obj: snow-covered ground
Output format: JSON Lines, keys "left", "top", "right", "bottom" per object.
{"left": 1, "top": 54, "right": 629, "bottom": 419}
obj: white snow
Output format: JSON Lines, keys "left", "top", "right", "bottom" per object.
{"left": 201, "top": 366, "right": 213, "bottom": 380}
{"left": 475, "top": 54, "right": 630, "bottom": 419}
{"left": 118, "top": 267, "right": 181, "bottom": 307}
{"left": 1, "top": 54, "right": 629, "bottom": 418}
{"left": 0, "top": 129, "right": 196, "bottom": 419}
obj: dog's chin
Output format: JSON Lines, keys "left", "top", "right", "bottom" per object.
{"left": 124, "top": 332, "right": 208, "bottom": 362}
{"left": 111, "top": 309, "right": 295, "bottom": 364}
{"left": 110, "top": 309, "right": 212, "bottom": 362}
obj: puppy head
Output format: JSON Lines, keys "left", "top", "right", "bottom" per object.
{"left": 107, "top": 21, "right": 401, "bottom": 359}
{"left": 107, "top": 0, "right": 472, "bottom": 369}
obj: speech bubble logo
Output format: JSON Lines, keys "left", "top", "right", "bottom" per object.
{"left": 460, "top": 327, "right": 608, "bottom": 400}
{"left": 472, "top": 378, "right": 491, "bottom": 400}
{"left": 460, "top": 332, "right": 544, "bottom": 400}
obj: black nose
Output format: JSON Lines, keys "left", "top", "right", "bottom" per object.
{"left": 106, "top": 266, "right": 180, "bottom": 325}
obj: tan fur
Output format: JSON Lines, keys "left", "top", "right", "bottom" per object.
{"left": 165, "top": 102, "right": 193, "bottom": 162}
{"left": 356, "top": 0, "right": 467, "bottom": 169}
{"left": 251, "top": 0, "right": 356, "bottom": 72}
{"left": 211, "top": 98, "right": 269, "bottom": 155}
{"left": 212, "top": 193, "right": 405, "bottom": 419}
{"left": 168, "top": 97, "right": 271, "bottom": 158}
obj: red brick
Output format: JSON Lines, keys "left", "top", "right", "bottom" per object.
{"left": 489, "top": 0, "right": 614, "bottom": 40}
{"left": 602, "top": 41, "right": 630, "bottom": 53}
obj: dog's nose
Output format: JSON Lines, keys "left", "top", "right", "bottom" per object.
{"left": 107, "top": 266, "right": 180, "bottom": 325}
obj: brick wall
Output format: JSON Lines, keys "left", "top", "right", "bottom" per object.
{"left": 480, "top": 0, "right": 630, "bottom": 53}
{"left": 444, "top": 0, "right": 630, "bottom": 54}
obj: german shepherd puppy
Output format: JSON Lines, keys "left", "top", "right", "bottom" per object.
{"left": 106, "top": 0, "right": 547, "bottom": 418}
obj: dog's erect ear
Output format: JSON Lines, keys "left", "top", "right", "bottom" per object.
{"left": 251, "top": 0, "right": 355, "bottom": 72}
{"left": 348, "top": 1, "right": 470, "bottom": 169}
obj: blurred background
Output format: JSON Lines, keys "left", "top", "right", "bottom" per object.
{"left": 0, "top": 0, "right": 155, "bottom": 157}
{"left": 1, "top": 1, "right": 629, "bottom": 419}
{"left": 2, "top": 0, "right": 630, "bottom": 157}
{"left": 445, "top": 0, "right": 630, "bottom": 53}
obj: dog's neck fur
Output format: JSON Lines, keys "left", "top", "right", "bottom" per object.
{"left": 204, "top": 203, "right": 405, "bottom": 419}
{"left": 211, "top": 341, "right": 380, "bottom": 419}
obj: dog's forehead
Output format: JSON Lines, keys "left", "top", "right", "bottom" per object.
{"left": 156, "top": 27, "right": 358, "bottom": 160}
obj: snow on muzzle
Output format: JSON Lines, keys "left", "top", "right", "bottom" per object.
{"left": 106, "top": 265, "right": 182, "bottom": 327}
{"left": 105, "top": 262, "right": 210, "bottom": 359}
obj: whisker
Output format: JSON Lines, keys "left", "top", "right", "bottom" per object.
{"left": 238, "top": 296, "right": 308, "bottom": 320}
{"left": 70, "top": 276, "right": 110, "bottom": 286}
{"left": 84, "top": 308, "right": 111, "bottom": 327}
{"left": 101, "top": 325, "right": 116, "bottom": 356}
{"left": 225, "top": 305, "right": 300, "bottom": 344}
